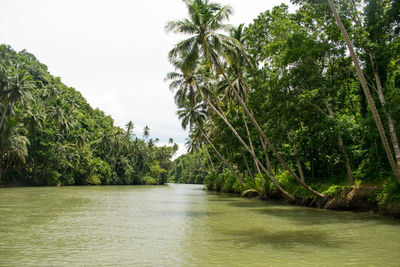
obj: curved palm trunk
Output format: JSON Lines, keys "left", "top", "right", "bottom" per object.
{"left": 205, "top": 97, "right": 295, "bottom": 200}
{"left": 217, "top": 99, "right": 262, "bottom": 177}
{"left": 210, "top": 53, "right": 324, "bottom": 198}
{"left": 198, "top": 124, "right": 245, "bottom": 186}
{"left": 292, "top": 140, "right": 305, "bottom": 183}
{"left": 288, "top": 131, "right": 306, "bottom": 182}
{"left": 259, "top": 136, "right": 274, "bottom": 173}
{"left": 204, "top": 146, "right": 215, "bottom": 171}
{"left": 241, "top": 150, "right": 254, "bottom": 179}
{"left": 241, "top": 109, "right": 262, "bottom": 176}
{"left": 327, "top": 0, "right": 400, "bottom": 182}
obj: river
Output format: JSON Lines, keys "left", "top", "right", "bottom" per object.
{"left": 1, "top": 184, "right": 399, "bottom": 266}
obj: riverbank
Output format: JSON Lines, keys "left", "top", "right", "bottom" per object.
{"left": 206, "top": 181, "right": 400, "bottom": 218}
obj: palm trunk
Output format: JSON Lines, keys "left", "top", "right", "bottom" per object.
{"left": 260, "top": 136, "right": 274, "bottom": 173}
{"left": 210, "top": 52, "right": 324, "bottom": 198}
{"left": 327, "top": 0, "right": 400, "bottom": 182}
{"left": 204, "top": 146, "right": 215, "bottom": 171}
{"left": 241, "top": 150, "right": 254, "bottom": 179}
{"left": 241, "top": 108, "right": 262, "bottom": 176}
{"left": 292, "top": 143, "right": 305, "bottom": 183}
{"left": 204, "top": 96, "right": 295, "bottom": 200}
{"left": 0, "top": 102, "right": 10, "bottom": 129}
{"left": 369, "top": 53, "right": 400, "bottom": 170}
{"left": 198, "top": 125, "right": 244, "bottom": 186}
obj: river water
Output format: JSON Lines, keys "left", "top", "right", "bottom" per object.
{"left": 1, "top": 184, "right": 399, "bottom": 266}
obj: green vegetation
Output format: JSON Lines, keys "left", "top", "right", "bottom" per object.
{"left": 167, "top": 0, "right": 400, "bottom": 208}
{"left": 0, "top": 45, "right": 178, "bottom": 186}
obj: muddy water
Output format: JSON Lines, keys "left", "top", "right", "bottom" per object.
{"left": 1, "top": 184, "right": 399, "bottom": 266}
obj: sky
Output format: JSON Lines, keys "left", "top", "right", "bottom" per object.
{"left": 0, "top": 0, "right": 295, "bottom": 158}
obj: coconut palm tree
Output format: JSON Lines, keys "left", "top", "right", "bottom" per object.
{"left": 167, "top": 0, "right": 322, "bottom": 198}
{"left": 47, "top": 97, "right": 75, "bottom": 135}
{"left": 125, "top": 120, "right": 135, "bottom": 140}
{"left": 143, "top": 125, "right": 150, "bottom": 142}
{"left": 23, "top": 103, "right": 45, "bottom": 133}
{"left": 0, "top": 65, "right": 33, "bottom": 129}
{"left": 177, "top": 97, "right": 245, "bottom": 185}
{"left": 0, "top": 119, "right": 29, "bottom": 181}
{"left": 166, "top": 0, "right": 235, "bottom": 74}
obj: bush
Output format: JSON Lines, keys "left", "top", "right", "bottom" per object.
{"left": 376, "top": 180, "right": 400, "bottom": 204}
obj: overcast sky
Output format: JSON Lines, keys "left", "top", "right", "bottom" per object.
{"left": 0, "top": 0, "right": 295, "bottom": 157}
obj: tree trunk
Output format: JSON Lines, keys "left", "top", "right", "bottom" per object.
{"left": 327, "top": 0, "right": 400, "bottom": 182}
{"left": 0, "top": 102, "right": 10, "bottom": 129}
{"left": 205, "top": 97, "right": 295, "bottom": 200}
{"left": 241, "top": 109, "right": 262, "bottom": 176}
{"left": 369, "top": 53, "right": 400, "bottom": 170}
{"left": 292, "top": 143, "right": 305, "bottom": 183}
{"left": 260, "top": 136, "right": 274, "bottom": 173}
{"left": 325, "top": 102, "right": 354, "bottom": 185}
{"left": 199, "top": 125, "right": 245, "bottom": 186}
{"left": 210, "top": 52, "right": 324, "bottom": 198}
{"left": 241, "top": 150, "right": 254, "bottom": 179}
{"left": 204, "top": 146, "right": 215, "bottom": 171}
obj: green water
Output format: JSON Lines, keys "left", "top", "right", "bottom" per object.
{"left": 1, "top": 184, "right": 399, "bottom": 266}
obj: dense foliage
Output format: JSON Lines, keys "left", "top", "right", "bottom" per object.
{"left": 0, "top": 45, "right": 178, "bottom": 186}
{"left": 167, "top": 0, "right": 400, "bottom": 204}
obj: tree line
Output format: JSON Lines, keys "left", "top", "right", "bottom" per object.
{"left": 0, "top": 45, "right": 178, "bottom": 186}
{"left": 167, "top": 0, "right": 400, "bottom": 203}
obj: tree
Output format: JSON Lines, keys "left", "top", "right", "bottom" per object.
{"left": 326, "top": 0, "right": 400, "bottom": 182}
{"left": 0, "top": 65, "right": 33, "bottom": 129}
{"left": 143, "top": 125, "right": 150, "bottom": 141}
{"left": 167, "top": 0, "right": 322, "bottom": 199}
{"left": 0, "top": 119, "right": 29, "bottom": 181}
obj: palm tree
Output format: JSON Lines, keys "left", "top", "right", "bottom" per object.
{"left": 125, "top": 120, "right": 135, "bottom": 140}
{"left": 177, "top": 97, "right": 245, "bottom": 186}
{"left": 0, "top": 119, "right": 30, "bottom": 181}
{"left": 167, "top": 51, "right": 295, "bottom": 198}
{"left": 23, "top": 103, "right": 45, "bottom": 133}
{"left": 0, "top": 65, "right": 33, "bottom": 129}
{"left": 327, "top": 0, "right": 400, "bottom": 182}
{"left": 143, "top": 125, "right": 150, "bottom": 142}
{"left": 167, "top": 0, "right": 321, "bottom": 198}
{"left": 112, "top": 127, "right": 128, "bottom": 172}
{"left": 47, "top": 97, "right": 75, "bottom": 135}
{"left": 166, "top": 0, "right": 235, "bottom": 73}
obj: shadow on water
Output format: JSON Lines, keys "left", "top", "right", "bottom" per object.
{"left": 227, "top": 199, "right": 275, "bottom": 207}
{"left": 218, "top": 228, "right": 343, "bottom": 249}
{"left": 226, "top": 199, "right": 400, "bottom": 226}
{"left": 254, "top": 206, "right": 400, "bottom": 226}
{"left": 155, "top": 210, "right": 221, "bottom": 217}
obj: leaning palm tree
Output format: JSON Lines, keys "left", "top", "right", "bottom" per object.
{"left": 177, "top": 97, "right": 245, "bottom": 186}
{"left": 167, "top": 0, "right": 322, "bottom": 198}
{"left": 327, "top": 0, "right": 400, "bottom": 182}
{"left": 167, "top": 55, "right": 295, "bottom": 198}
